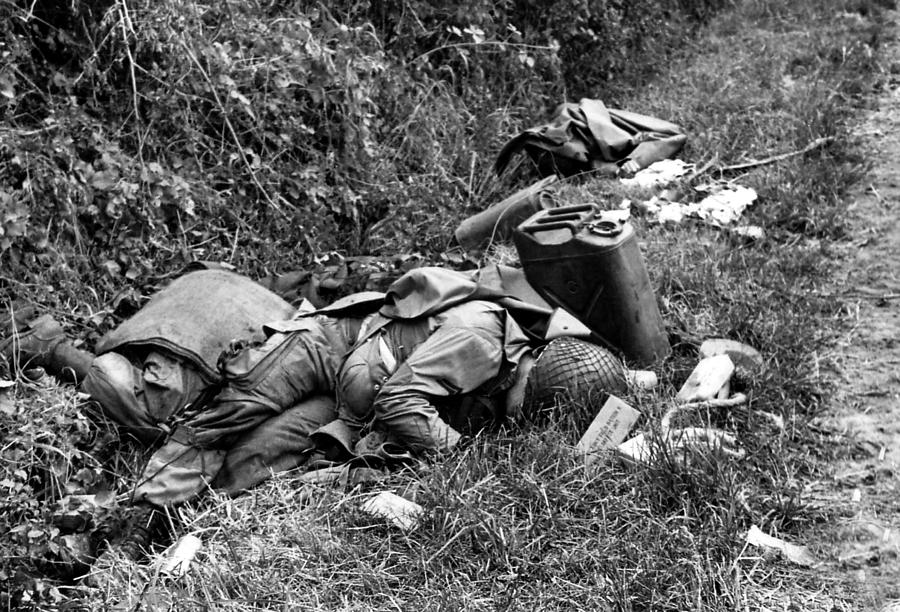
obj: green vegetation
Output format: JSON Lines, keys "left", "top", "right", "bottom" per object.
{"left": 0, "top": 0, "right": 893, "bottom": 609}
{"left": 0, "top": 0, "right": 728, "bottom": 310}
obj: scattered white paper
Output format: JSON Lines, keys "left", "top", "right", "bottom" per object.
{"left": 689, "top": 185, "right": 758, "bottom": 225}
{"left": 620, "top": 159, "right": 694, "bottom": 189}
{"left": 657, "top": 203, "right": 687, "bottom": 225}
{"left": 629, "top": 183, "right": 759, "bottom": 228}
{"left": 746, "top": 525, "right": 818, "bottom": 567}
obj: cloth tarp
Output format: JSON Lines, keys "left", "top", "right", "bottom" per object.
{"left": 96, "top": 269, "right": 296, "bottom": 379}
{"left": 495, "top": 98, "right": 687, "bottom": 177}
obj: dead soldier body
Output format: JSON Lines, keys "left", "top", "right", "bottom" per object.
{"left": 3, "top": 266, "right": 630, "bottom": 508}
{"left": 136, "top": 266, "right": 633, "bottom": 506}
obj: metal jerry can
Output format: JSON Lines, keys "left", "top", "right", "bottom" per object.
{"left": 513, "top": 204, "right": 670, "bottom": 366}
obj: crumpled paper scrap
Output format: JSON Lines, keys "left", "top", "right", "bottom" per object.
{"left": 620, "top": 159, "right": 694, "bottom": 189}
{"left": 362, "top": 491, "right": 424, "bottom": 530}
{"left": 160, "top": 534, "right": 203, "bottom": 577}
{"left": 689, "top": 185, "right": 758, "bottom": 225}
{"left": 745, "top": 525, "right": 818, "bottom": 567}
{"left": 632, "top": 184, "right": 758, "bottom": 227}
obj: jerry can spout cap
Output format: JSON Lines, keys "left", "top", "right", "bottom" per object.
{"left": 587, "top": 212, "right": 625, "bottom": 237}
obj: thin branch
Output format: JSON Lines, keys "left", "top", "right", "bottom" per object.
{"left": 686, "top": 155, "right": 718, "bottom": 181}
{"left": 407, "top": 41, "right": 557, "bottom": 67}
{"left": 842, "top": 292, "right": 900, "bottom": 300}
{"left": 0, "top": 125, "right": 59, "bottom": 137}
{"left": 117, "top": 0, "right": 144, "bottom": 166}
{"left": 177, "top": 38, "right": 290, "bottom": 218}
{"left": 715, "top": 137, "right": 834, "bottom": 173}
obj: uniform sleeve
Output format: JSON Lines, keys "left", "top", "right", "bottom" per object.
{"left": 372, "top": 323, "right": 506, "bottom": 452}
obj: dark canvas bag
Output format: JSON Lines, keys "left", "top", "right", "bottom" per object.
{"left": 96, "top": 268, "right": 296, "bottom": 381}
{"left": 495, "top": 98, "right": 686, "bottom": 177}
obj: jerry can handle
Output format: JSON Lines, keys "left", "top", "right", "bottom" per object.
{"left": 519, "top": 203, "right": 597, "bottom": 234}
{"left": 544, "top": 204, "right": 594, "bottom": 216}
{"left": 519, "top": 220, "right": 580, "bottom": 234}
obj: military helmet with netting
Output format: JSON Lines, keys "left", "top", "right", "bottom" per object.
{"left": 522, "top": 337, "right": 627, "bottom": 423}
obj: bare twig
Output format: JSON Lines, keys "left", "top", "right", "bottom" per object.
{"left": 228, "top": 225, "right": 240, "bottom": 264}
{"left": 811, "top": 290, "right": 900, "bottom": 300}
{"left": 407, "top": 41, "right": 557, "bottom": 67}
{"left": 714, "top": 137, "right": 834, "bottom": 173}
{"left": 177, "top": 38, "right": 289, "bottom": 218}
{"left": 844, "top": 292, "right": 900, "bottom": 300}
{"left": 686, "top": 155, "right": 718, "bottom": 181}
{"left": 0, "top": 125, "right": 59, "bottom": 137}
{"left": 116, "top": 0, "right": 145, "bottom": 166}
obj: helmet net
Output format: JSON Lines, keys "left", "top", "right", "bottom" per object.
{"left": 523, "top": 337, "right": 626, "bottom": 424}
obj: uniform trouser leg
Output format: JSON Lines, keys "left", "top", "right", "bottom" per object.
{"left": 133, "top": 329, "right": 334, "bottom": 506}
{"left": 211, "top": 395, "right": 336, "bottom": 494}
{"left": 132, "top": 396, "right": 335, "bottom": 506}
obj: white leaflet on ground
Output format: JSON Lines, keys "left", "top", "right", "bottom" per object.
{"left": 620, "top": 159, "right": 694, "bottom": 189}
{"left": 746, "top": 525, "right": 818, "bottom": 567}
{"left": 631, "top": 184, "right": 758, "bottom": 227}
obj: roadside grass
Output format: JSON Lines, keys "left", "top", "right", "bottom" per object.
{"left": 81, "top": 430, "right": 750, "bottom": 610}
{"left": 1, "top": 0, "right": 893, "bottom": 609}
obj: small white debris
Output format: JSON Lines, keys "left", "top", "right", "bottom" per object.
{"left": 620, "top": 159, "right": 694, "bottom": 189}
{"left": 689, "top": 185, "right": 757, "bottom": 225}
{"left": 362, "top": 491, "right": 424, "bottom": 531}
{"left": 699, "top": 338, "right": 764, "bottom": 381}
{"left": 676, "top": 354, "right": 735, "bottom": 403}
{"left": 731, "top": 225, "right": 765, "bottom": 241}
{"left": 746, "top": 525, "right": 818, "bottom": 567}
{"left": 617, "top": 433, "right": 651, "bottom": 466}
{"left": 160, "top": 534, "right": 202, "bottom": 577}
{"left": 657, "top": 202, "right": 687, "bottom": 225}
{"left": 625, "top": 370, "right": 658, "bottom": 391}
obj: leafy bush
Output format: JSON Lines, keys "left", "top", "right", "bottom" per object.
{"left": 0, "top": 0, "right": 731, "bottom": 316}
{"left": 0, "top": 381, "right": 127, "bottom": 606}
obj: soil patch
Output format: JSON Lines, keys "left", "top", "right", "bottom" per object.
{"left": 814, "top": 10, "right": 900, "bottom": 609}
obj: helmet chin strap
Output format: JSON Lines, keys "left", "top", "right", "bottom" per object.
{"left": 504, "top": 351, "right": 536, "bottom": 419}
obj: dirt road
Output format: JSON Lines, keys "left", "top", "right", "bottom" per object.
{"left": 816, "top": 12, "right": 900, "bottom": 608}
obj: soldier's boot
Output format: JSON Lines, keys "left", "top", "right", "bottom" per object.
{"left": 1, "top": 313, "right": 94, "bottom": 383}
{"left": 95, "top": 504, "right": 158, "bottom": 564}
